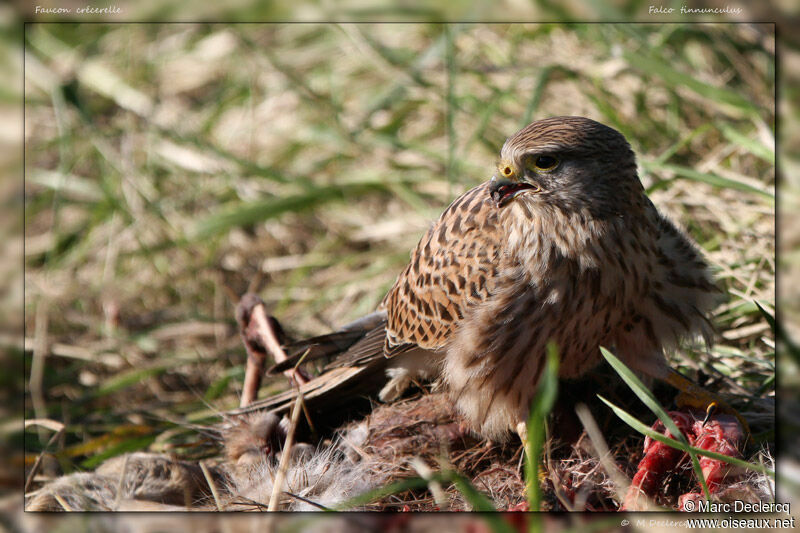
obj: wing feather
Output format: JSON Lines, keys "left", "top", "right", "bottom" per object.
{"left": 381, "top": 182, "right": 506, "bottom": 355}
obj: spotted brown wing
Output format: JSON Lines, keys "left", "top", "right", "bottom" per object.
{"left": 381, "top": 182, "right": 506, "bottom": 356}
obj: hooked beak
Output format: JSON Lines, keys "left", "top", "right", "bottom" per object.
{"left": 489, "top": 176, "right": 541, "bottom": 208}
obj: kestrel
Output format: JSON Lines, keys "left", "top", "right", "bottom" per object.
{"left": 269, "top": 116, "right": 721, "bottom": 441}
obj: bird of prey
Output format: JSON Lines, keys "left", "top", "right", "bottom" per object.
{"left": 255, "top": 116, "right": 722, "bottom": 442}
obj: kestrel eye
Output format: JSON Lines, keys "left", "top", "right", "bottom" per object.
{"left": 533, "top": 155, "right": 559, "bottom": 170}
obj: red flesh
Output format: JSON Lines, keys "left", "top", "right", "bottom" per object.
{"left": 620, "top": 410, "right": 744, "bottom": 511}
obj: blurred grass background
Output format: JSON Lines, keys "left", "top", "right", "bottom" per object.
{"left": 0, "top": 0, "right": 792, "bottom": 522}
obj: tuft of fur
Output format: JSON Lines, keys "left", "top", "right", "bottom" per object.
{"left": 25, "top": 453, "right": 221, "bottom": 511}
{"left": 223, "top": 412, "right": 385, "bottom": 510}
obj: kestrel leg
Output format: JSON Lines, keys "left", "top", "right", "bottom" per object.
{"left": 516, "top": 421, "right": 528, "bottom": 449}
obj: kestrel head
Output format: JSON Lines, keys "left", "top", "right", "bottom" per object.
{"left": 490, "top": 116, "right": 641, "bottom": 218}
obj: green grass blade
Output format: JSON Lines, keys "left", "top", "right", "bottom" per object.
{"left": 754, "top": 301, "right": 775, "bottom": 333}
{"left": 526, "top": 342, "right": 559, "bottom": 515}
{"left": 624, "top": 50, "right": 760, "bottom": 115}
{"left": 444, "top": 24, "right": 457, "bottom": 189}
{"left": 599, "top": 395, "right": 774, "bottom": 478}
{"left": 642, "top": 161, "right": 773, "bottom": 200}
{"left": 449, "top": 472, "right": 499, "bottom": 513}
{"left": 721, "top": 125, "right": 774, "bottom": 164}
{"left": 79, "top": 434, "right": 157, "bottom": 469}
{"left": 756, "top": 300, "right": 800, "bottom": 365}
{"left": 599, "top": 347, "right": 710, "bottom": 499}
{"left": 333, "top": 476, "right": 430, "bottom": 510}
{"left": 334, "top": 470, "right": 508, "bottom": 527}
{"left": 189, "top": 183, "right": 389, "bottom": 240}
{"left": 654, "top": 124, "right": 713, "bottom": 165}
{"left": 27, "top": 169, "right": 104, "bottom": 202}
{"left": 94, "top": 363, "right": 173, "bottom": 398}
{"left": 600, "top": 348, "right": 684, "bottom": 444}
{"left": 521, "top": 65, "right": 559, "bottom": 127}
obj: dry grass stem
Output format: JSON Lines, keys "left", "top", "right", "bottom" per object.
{"left": 111, "top": 454, "right": 130, "bottom": 511}
{"left": 267, "top": 393, "right": 303, "bottom": 511}
{"left": 199, "top": 460, "right": 224, "bottom": 511}
{"left": 23, "top": 420, "right": 65, "bottom": 494}
{"left": 575, "top": 404, "right": 630, "bottom": 506}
